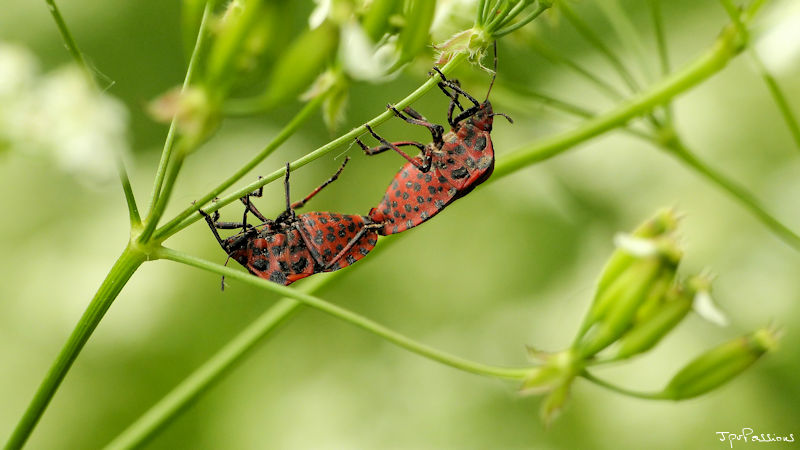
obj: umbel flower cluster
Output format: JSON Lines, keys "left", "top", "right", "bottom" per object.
{"left": 520, "top": 209, "right": 779, "bottom": 424}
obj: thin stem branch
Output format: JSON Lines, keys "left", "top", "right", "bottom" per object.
{"left": 650, "top": 0, "right": 673, "bottom": 123}
{"left": 156, "top": 246, "right": 532, "bottom": 381}
{"left": 117, "top": 158, "right": 141, "bottom": 226}
{"left": 43, "top": 0, "right": 93, "bottom": 83}
{"left": 527, "top": 36, "right": 626, "bottom": 102}
{"left": 560, "top": 1, "right": 641, "bottom": 94}
{"left": 493, "top": 23, "right": 743, "bottom": 179}
{"left": 494, "top": 3, "right": 548, "bottom": 37}
{"left": 597, "top": 0, "right": 655, "bottom": 83}
{"left": 719, "top": 0, "right": 800, "bottom": 152}
{"left": 580, "top": 370, "right": 669, "bottom": 400}
{"left": 154, "top": 52, "right": 469, "bottom": 240}
{"left": 145, "top": 1, "right": 213, "bottom": 221}
{"left": 43, "top": 0, "right": 142, "bottom": 226}
{"left": 663, "top": 137, "right": 800, "bottom": 251}
{"left": 5, "top": 246, "right": 146, "bottom": 449}
{"left": 154, "top": 95, "right": 325, "bottom": 241}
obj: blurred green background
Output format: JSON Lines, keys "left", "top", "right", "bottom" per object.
{"left": 2, "top": 0, "right": 799, "bottom": 448}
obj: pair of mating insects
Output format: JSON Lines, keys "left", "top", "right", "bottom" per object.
{"left": 201, "top": 67, "right": 511, "bottom": 286}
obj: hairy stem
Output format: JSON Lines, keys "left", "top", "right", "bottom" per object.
{"left": 156, "top": 246, "right": 532, "bottom": 381}
{"left": 5, "top": 246, "right": 146, "bottom": 449}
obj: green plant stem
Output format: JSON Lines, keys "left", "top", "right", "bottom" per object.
{"left": 155, "top": 52, "right": 469, "bottom": 240}
{"left": 105, "top": 270, "right": 326, "bottom": 449}
{"left": 43, "top": 0, "right": 93, "bottom": 83}
{"left": 580, "top": 370, "right": 669, "bottom": 400}
{"left": 486, "top": 0, "right": 526, "bottom": 32}
{"left": 493, "top": 3, "right": 548, "bottom": 37}
{"left": 110, "top": 233, "right": 402, "bottom": 447}
{"left": 560, "top": 1, "right": 641, "bottom": 94}
{"left": 527, "top": 36, "right": 625, "bottom": 102}
{"left": 476, "top": 0, "right": 489, "bottom": 25}
{"left": 144, "top": 1, "right": 212, "bottom": 225}
{"left": 42, "top": 0, "right": 142, "bottom": 227}
{"left": 117, "top": 158, "right": 141, "bottom": 227}
{"left": 493, "top": 23, "right": 743, "bottom": 179}
{"left": 650, "top": 0, "right": 672, "bottom": 123}
{"left": 663, "top": 137, "right": 800, "bottom": 251}
{"left": 5, "top": 246, "right": 146, "bottom": 450}
{"left": 719, "top": 0, "right": 800, "bottom": 152}
{"left": 597, "top": 0, "right": 655, "bottom": 83}
{"left": 153, "top": 95, "right": 325, "bottom": 241}
{"left": 156, "top": 246, "right": 532, "bottom": 381}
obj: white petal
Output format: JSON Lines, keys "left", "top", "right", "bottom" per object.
{"left": 693, "top": 290, "right": 729, "bottom": 327}
{"left": 613, "top": 233, "right": 659, "bottom": 257}
{"left": 309, "top": 0, "right": 332, "bottom": 29}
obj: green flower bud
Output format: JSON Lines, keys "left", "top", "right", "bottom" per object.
{"left": 520, "top": 350, "right": 577, "bottom": 395}
{"left": 206, "top": 0, "right": 265, "bottom": 88}
{"left": 260, "top": 21, "right": 339, "bottom": 108}
{"left": 540, "top": 381, "right": 571, "bottom": 427}
{"left": 361, "top": 0, "right": 402, "bottom": 42}
{"left": 614, "top": 282, "right": 693, "bottom": 359}
{"left": 595, "top": 208, "right": 680, "bottom": 299}
{"left": 148, "top": 86, "right": 220, "bottom": 148}
{"left": 393, "top": 0, "right": 437, "bottom": 68}
{"left": 663, "top": 326, "right": 780, "bottom": 400}
{"left": 576, "top": 257, "right": 666, "bottom": 358}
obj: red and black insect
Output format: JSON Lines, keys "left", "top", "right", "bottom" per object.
{"left": 356, "top": 50, "right": 511, "bottom": 235}
{"left": 200, "top": 158, "right": 381, "bottom": 285}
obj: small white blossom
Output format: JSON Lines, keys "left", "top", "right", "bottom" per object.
{"left": 613, "top": 233, "right": 660, "bottom": 258}
{"left": 755, "top": 0, "right": 800, "bottom": 74}
{"left": 693, "top": 290, "right": 729, "bottom": 327}
{"left": 309, "top": 0, "right": 333, "bottom": 29}
{"left": 340, "top": 20, "right": 398, "bottom": 81}
{"left": 0, "top": 42, "right": 129, "bottom": 185}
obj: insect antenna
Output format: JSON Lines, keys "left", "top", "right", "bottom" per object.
{"left": 485, "top": 41, "right": 498, "bottom": 102}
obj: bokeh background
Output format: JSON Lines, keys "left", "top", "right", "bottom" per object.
{"left": 2, "top": 0, "right": 799, "bottom": 448}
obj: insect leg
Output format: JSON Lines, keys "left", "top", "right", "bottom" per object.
{"left": 357, "top": 124, "right": 431, "bottom": 171}
{"left": 291, "top": 157, "right": 350, "bottom": 210}
{"left": 387, "top": 104, "right": 444, "bottom": 147}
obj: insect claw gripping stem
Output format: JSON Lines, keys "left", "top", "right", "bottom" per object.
{"left": 388, "top": 104, "right": 445, "bottom": 147}
{"left": 359, "top": 124, "right": 431, "bottom": 172}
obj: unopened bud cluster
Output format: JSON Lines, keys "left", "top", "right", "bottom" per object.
{"left": 520, "top": 209, "right": 779, "bottom": 424}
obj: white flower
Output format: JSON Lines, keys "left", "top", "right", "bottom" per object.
{"left": 755, "top": 0, "right": 800, "bottom": 74}
{"left": 693, "top": 290, "right": 729, "bottom": 327}
{"left": 0, "top": 41, "right": 130, "bottom": 185}
{"left": 340, "top": 20, "right": 399, "bottom": 82}
{"left": 613, "top": 232, "right": 660, "bottom": 258}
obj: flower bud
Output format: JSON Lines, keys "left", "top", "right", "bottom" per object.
{"left": 206, "top": 0, "right": 265, "bottom": 88}
{"left": 260, "top": 21, "right": 339, "bottom": 108}
{"left": 576, "top": 256, "right": 666, "bottom": 358}
{"left": 662, "top": 326, "right": 780, "bottom": 399}
{"left": 614, "top": 281, "right": 694, "bottom": 359}
{"left": 361, "top": 0, "right": 402, "bottom": 42}
{"left": 595, "top": 208, "right": 680, "bottom": 299}
{"left": 393, "top": 0, "right": 437, "bottom": 68}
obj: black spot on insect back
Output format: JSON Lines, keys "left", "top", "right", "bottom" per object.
{"left": 474, "top": 135, "right": 487, "bottom": 151}
{"left": 269, "top": 270, "right": 287, "bottom": 284}
{"left": 292, "top": 258, "right": 308, "bottom": 272}
{"left": 252, "top": 259, "right": 269, "bottom": 271}
{"left": 452, "top": 167, "right": 468, "bottom": 179}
